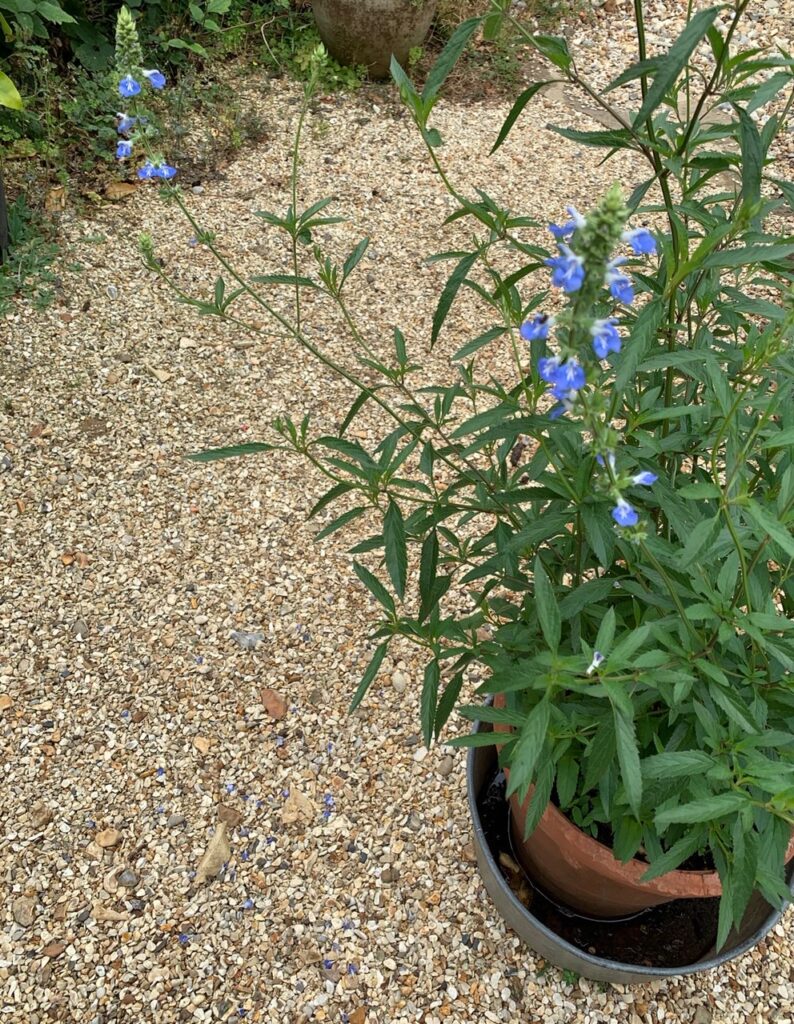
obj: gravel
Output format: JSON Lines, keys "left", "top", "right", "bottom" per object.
{"left": 1, "top": 5, "right": 792, "bottom": 1021}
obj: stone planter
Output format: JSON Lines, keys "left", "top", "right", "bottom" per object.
{"left": 311, "top": 0, "right": 437, "bottom": 79}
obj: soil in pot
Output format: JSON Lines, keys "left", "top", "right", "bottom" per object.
{"left": 479, "top": 766, "right": 721, "bottom": 969}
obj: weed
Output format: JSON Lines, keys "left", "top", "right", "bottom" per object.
{"left": 0, "top": 194, "right": 59, "bottom": 314}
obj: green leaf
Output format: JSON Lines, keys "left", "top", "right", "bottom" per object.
{"left": 505, "top": 698, "right": 550, "bottom": 799}
{"left": 421, "top": 660, "right": 440, "bottom": 747}
{"left": 737, "top": 107, "right": 763, "bottom": 222}
{"left": 353, "top": 561, "right": 395, "bottom": 614}
{"left": 383, "top": 500, "right": 407, "bottom": 600}
{"left": 677, "top": 514, "right": 721, "bottom": 568}
{"left": 349, "top": 642, "right": 388, "bottom": 711}
{"left": 613, "top": 707, "right": 642, "bottom": 815}
{"left": 435, "top": 672, "right": 464, "bottom": 738}
{"left": 641, "top": 830, "right": 707, "bottom": 881}
{"left": 314, "top": 505, "right": 367, "bottom": 540}
{"left": 531, "top": 33, "right": 572, "bottom": 70}
{"left": 595, "top": 607, "right": 616, "bottom": 657}
{"left": 431, "top": 252, "right": 478, "bottom": 348}
{"left": 556, "top": 756, "right": 578, "bottom": 808}
{"left": 632, "top": 6, "right": 720, "bottom": 128}
{"left": 308, "top": 481, "right": 355, "bottom": 519}
{"left": 548, "top": 125, "right": 637, "bottom": 151}
{"left": 342, "top": 237, "right": 369, "bottom": 282}
{"left": 702, "top": 242, "right": 794, "bottom": 269}
{"left": 709, "top": 685, "right": 759, "bottom": 733}
{"left": 422, "top": 16, "right": 481, "bottom": 102}
{"left": 642, "top": 751, "right": 715, "bottom": 780}
{"left": 533, "top": 557, "right": 560, "bottom": 652}
{"left": 490, "top": 81, "right": 554, "bottom": 154}
{"left": 448, "top": 729, "right": 503, "bottom": 748}
{"left": 36, "top": 1, "right": 76, "bottom": 23}
{"left": 745, "top": 499, "right": 794, "bottom": 559}
{"left": 452, "top": 326, "right": 506, "bottom": 361}
{"left": 655, "top": 791, "right": 748, "bottom": 828}
{"left": 186, "top": 442, "right": 274, "bottom": 461}
{"left": 0, "top": 70, "right": 23, "bottom": 110}
{"left": 250, "top": 273, "right": 316, "bottom": 287}
{"left": 419, "top": 530, "right": 439, "bottom": 622}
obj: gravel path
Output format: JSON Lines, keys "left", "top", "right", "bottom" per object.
{"left": 2, "top": 6, "right": 793, "bottom": 1021}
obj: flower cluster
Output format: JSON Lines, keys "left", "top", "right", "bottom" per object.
{"left": 520, "top": 189, "right": 660, "bottom": 531}
{"left": 114, "top": 7, "right": 175, "bottom": 182}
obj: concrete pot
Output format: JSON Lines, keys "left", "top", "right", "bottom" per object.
{"left": 311, "top": 0, "right": 437, "bottom": 79}
{"left": 468, "top": 725, "right": 793, "bottom": 984}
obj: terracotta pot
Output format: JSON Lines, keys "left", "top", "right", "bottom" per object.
{"left": 493, "top": 694, "right": 717, "bottom": 918}
{"left": 311, "top": 0, "right": 437, "bottom": 79}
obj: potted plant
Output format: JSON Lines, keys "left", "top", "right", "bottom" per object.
{"left": 310, "top": 0, "right": 437, "bottom": 78}
{"left": 122, "top": 1, "right": 794, "bottom": 974}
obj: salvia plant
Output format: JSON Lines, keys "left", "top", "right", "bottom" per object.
{"left": 126, "top": 2, "right": 794, "bottom": 946}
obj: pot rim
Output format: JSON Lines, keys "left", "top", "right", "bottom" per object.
{"left": 467, "top": 716, "right": 793, "bottom": 980}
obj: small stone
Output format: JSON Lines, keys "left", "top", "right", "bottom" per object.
{"left": 693, "top": 1009, "right": 712, "bottom": 1024}
{"left": 167, "top": 813, "right": 186, "bottom": 828}
{"left": 76, "top": 906, "right": 91, "bottom": 924}
{"left": 72, "top": 620, "right": 89, "bottom": 639}
{"left": 281, "top": 788, "right": 314, "bottom": 827}
{"left": 30, "top": 802, "right": 53, "bottom": 828}
{"left": 193, "top": 736, "right": 211, "bottom": 755}
{"left": 106, "top": 284, "right": 119, "bottom": 299}
{"left": 0, "top": 693, "right": 13, "bottom": 712}
{"left": 96, "top": 828, "right": 122, "bottom": 849}
{"left": 12, "top": 895, "right": 36, "bottom": 927}
{"left": 261, "top": 686, "right": 287, "bottom": 720}
{"left": 231, "top": 629, "right": 264, "bottom": 650}
{"left": 131, "top": 709, "right": 147, "bottom": 723}
{"left": 195, "top": 824, "right": 230, "bottom": 884}
{"left": 117, "top": 869, "right": 138, "bottom": 888}
{"left": 93, "top": 903, "right": 127, "bottom": 923}
{"left": 308, "top": 688, "right": 324, "bottom": 705}
{"left": 218, "top": 803, "right": 242, "bottom": 828}
{"left": 390, "top": 670, "right": 408, "bottom": 693}
{"left": 43, "top": 941, "right": 66, "bottom": 958}
{"left": 406, "top": 812, "right": 421, "bottom": 831}
{"left": 381, "top": 866, "right": 399, "bottom": 883}
{"left": 118, "top": 351, "right": 133, "bottom": 363}
{"left": 437, "top": 755, "right": 454, "bottom": 777}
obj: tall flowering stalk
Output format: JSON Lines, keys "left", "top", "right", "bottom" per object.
{"left": 113, "top": 7, "right": 175, "bottom": 181}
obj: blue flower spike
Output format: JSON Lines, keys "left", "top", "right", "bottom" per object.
{"left": 138, "top": 161, "right": 156, "bottom": 180}
{"left": 546, "top": 244, "right": 585, "bottom": 293}
{"left": 605, "top": 263, "right": 634, "bottom": 305}
{"left": 612, "top": 499, "right": 639, "bottom": 527}
{"left": 119, "top": 75, "right": 141, "bottom": 98}
{"left": 548, "top": 205, "right": 586, "bottom": 240}
{"left": 553, "top": 358, "right": 586, "bottom": 393}
{"left": 622, "top": 227, "right": 657, "bottom": 255}
{"left": 538, "top": 356, "right": 561, "bottom": 384}
{"left": 520, "top": 314, "right": 552, "bottom": 342}
{"left": 143, "top": 68, "right": 166, "bottom": 89}
{"left": 591, "top": 318, "right": 621, "bottom": 359}
{"left": 155, "top": 163, "right": 177, "bottom": 180}
{"left": 117, "top": 113, "right": 136, "bottom": 134}
{"left": 116, "top": 139, "right": 133, "bottom": 160}
{"left": 632, "top": 471, "right": 658, "bottom": 486}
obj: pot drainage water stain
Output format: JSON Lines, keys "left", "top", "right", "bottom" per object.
{"left": 478, "top": 769, "right": 720, "bottom": 969}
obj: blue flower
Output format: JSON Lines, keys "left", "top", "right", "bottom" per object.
{"left": 548, "top": 205, "right": 586, "bottom": 240}
{"left": 538, "top": 356, "right": 561, "bottom": 383}
{"left": 322, "top": 959, "right": 334, "bottom": 970}
{"left": 119, "top": 75, "right": 141, "bottom": 98}
{"left": 143, "top": 68, "right": 166, "bottom": 89}
{"left": 324, "top": 794, "right": 335, "bottom": 808}
{"left": 586, "top": 651, "right": 604, "bottom": 676}
{"left": 552, "top": 358, "right": 586, "bottom": 393}
{"left": 225, "top": 782, "right": 236, "bottom": 794}
{"left": 632, "top": 471, "right": 658, "bottom": 486}
{"left": 116, "top": 139, "right": 133, "bottom": 160}
{"left": 622, "top": 227, "right": 656, "bottom": 255}
{"left": 606, "top": 263, "right": 634, "bottom": 304}
{"left": 596, "top": 452, "right": 616, "bottom": 472}
{"left": 154, "top": 163, "right": 177, "bottom": 180}
{"left": 242, "top": 898, "right": 254, "bottom": 910}
{"left": 347, "top": 963, "right": 359, "bottom": 975}
{"left": 138, "top": 162, "right": 157, "bottom": 180}
{"left": 156, "top": 767, "right": 165, "bottom": 778}
{"left": 612, "top": 499, "right": 639, "bottom": 527}
{"left": 590, "top": 318, "right": 621, "bottom": 359}
{"left": 178, "top": 933, "right": 191, "bottom": 945}
{"left": 117, "top": 113, "right": 136, "bottom": 134}
{"left": 241, "top": 849, "right": 250, "bottom": 861}
{"left": 546, "top": 244, "right": 585, "bottom": 293}
{"left": 520, "top": 314, "right": 552, "bottom": 342}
